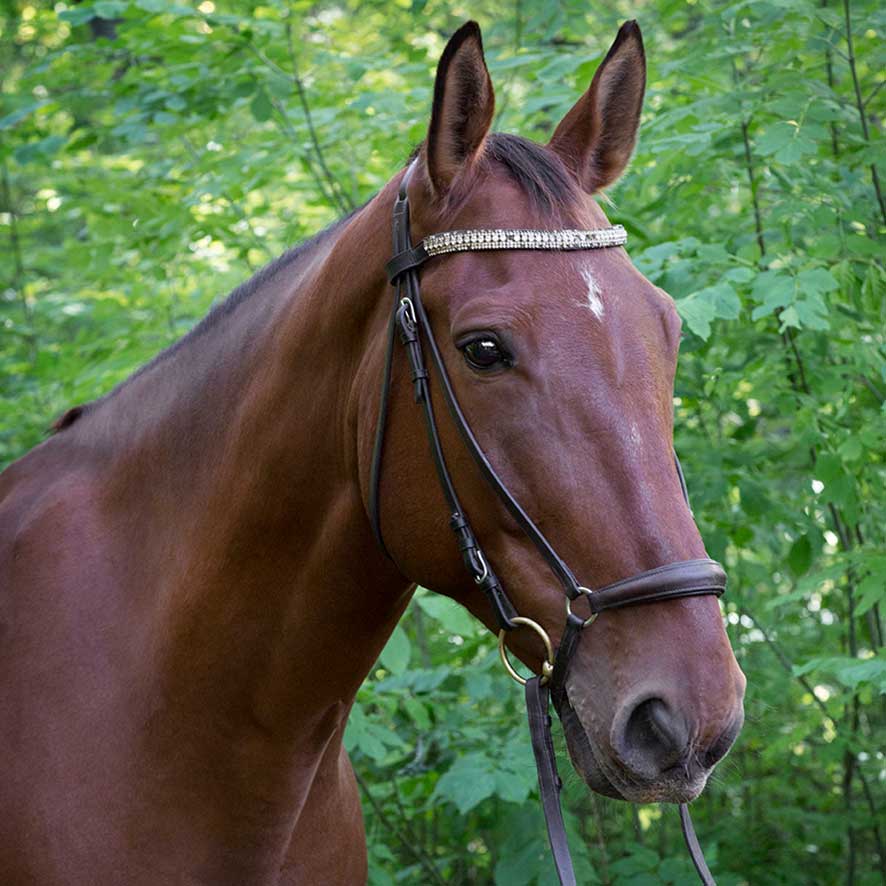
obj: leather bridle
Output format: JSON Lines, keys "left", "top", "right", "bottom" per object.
{"left": 369, "top": 164, "right": 726, "bottom": 886}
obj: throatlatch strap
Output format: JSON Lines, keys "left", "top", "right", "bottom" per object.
{"left": 525, "top": 677, "right": 576, "bottom": 886}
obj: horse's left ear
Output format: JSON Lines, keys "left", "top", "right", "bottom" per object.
{"left": 548, "top": 20, "right": 646, "bottom": 193}
{"left": 425, "top": 21, "right": 495, "bottom": 195}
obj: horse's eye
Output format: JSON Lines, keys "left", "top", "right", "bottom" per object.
{"left": 460, "top": 336, "right": 511, "bottom": 372}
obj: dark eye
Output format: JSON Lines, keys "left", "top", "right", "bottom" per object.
{"left": 459, "top": 335, "right": 512, "bottom": 372}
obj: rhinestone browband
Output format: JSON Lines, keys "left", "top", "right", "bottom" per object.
{"left": 423, "top": 226, "right": 627, "bottom": 256}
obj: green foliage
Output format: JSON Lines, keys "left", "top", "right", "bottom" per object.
{"left": 1, "top": 1, "right": 884, "bottom": 884}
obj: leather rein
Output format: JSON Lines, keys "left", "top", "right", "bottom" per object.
{"left": 369, "top": 165, "right": 725, "bottom": 886}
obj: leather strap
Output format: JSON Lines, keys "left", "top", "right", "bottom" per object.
{"left": 370, "top": 173, "right": 518, "bottom": 628}
{"left": 550, "top": 611, "right": 585, "bottom": 711}
{"left": 681, "top": 803, "right": 717, "bottom": 886}
{"left": 386, "top": 243, "right": 430, "bottom": 282}
{"left": 368, "top": 298, "right": 399, "bottom": 557}
{"left": 372, "top": 165, "right": 583, "bottom": 603}
{"left": 589, "top": 558, "right": 726, "bottom": 614}
{"left": 526, "top": 677, "right": 576, "bottom": 886}
{"left": 412, "top": 291, "right": 583, "bottom": 600}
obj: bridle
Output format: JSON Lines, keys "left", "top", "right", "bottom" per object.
{"left": 372, "top": 163, "right": 725, "bottom": 885}
{"left": 370, "top": 163, "right": 726, "bottom": 886}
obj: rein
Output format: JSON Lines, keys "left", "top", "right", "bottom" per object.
{"left": 370, "top": 165, "right": 724, "bottom": 886}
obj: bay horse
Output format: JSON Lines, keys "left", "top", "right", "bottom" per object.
{"left": 0, "top": 19, "right": 745, "bottom": 885}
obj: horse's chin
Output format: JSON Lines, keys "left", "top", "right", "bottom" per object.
{"left": 555, "top": 695, "right": 708, "bottom": 805}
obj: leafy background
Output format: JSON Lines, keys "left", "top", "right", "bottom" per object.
{"left": 1, "top": 0, "right": 884, "bottom": 883}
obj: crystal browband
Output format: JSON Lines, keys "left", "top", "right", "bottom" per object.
{"left": 423, "top": 225, "right": 627, "bottom": 256}
{"left": 384, "top": 225, "right": 628, "bottom": 284}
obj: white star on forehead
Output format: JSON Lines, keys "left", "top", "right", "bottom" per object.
{"left": 580, "top": 266, "right": 604, "bottom": 319}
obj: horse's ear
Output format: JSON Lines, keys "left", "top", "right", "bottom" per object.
{"left": 425, "top": 21, "right": 495, "bottom": 195}
{"left": 548, "top": 20, "right": 646, "bottom": 193}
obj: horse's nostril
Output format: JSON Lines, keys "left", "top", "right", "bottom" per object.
{"left": 700, "top": 713, "right": 744, "bottom": 769}
{"left": 616, "top": 697, "right": 689, "bottom": 777}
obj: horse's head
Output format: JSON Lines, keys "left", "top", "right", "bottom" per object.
{"left": 366, "top": 20, "right": 744, "bottom": 804}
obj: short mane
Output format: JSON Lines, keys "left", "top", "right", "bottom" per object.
{"left": 51, "top": 211, "right": 357, "bottom": 433}
{"left": 484, "top": 132, "right": 580, "bottom": 216}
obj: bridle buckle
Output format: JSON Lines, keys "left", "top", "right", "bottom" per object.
{"left": 471, "top": 549, "right": 489, "bottom": 585}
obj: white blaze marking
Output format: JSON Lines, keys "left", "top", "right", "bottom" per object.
{"left": 581, "top": 266, "right": 604, "bottom": 319}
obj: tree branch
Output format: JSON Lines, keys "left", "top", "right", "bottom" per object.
{"left": 236, "top": 38, "right": 351, "bottom": 215}
{"left": 284, "top": 14, "right": 354, "bottom": 214}
{"left": 353, "top": 768, "right": 447, "bottom": 886}
{"left": 0, "top": 159, "right": 37, "bottom": 364}
{"left": 821, "top": 0, "right": 841, "bottom": 159}
{"left": 842, "top": 0, "right": 886, "bottom": 225}
{"left": 179, "top": 135, "right": 269, "bottom": 268}
{"left": 739, "top": 602, "right": 884, "bottom": 883}
{"left": 739, "top": 120, "right": 767, "bottom": 259}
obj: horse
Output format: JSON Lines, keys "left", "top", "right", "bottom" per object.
{"left": 0, "top": 19, "right": 745, "bottom": 885}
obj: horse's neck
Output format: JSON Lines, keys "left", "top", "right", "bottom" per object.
{"left": 77, "top": 186, "right": 409, "bottom": 736}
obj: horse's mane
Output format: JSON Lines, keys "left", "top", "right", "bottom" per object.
{"left": 50, "top": 211, "right": 356, "bottom": 434}
{"left": 483, "top": 132, "right": 579, "bottom": 217}
{"left": 52, "top": 134, "right": 576, "bottom": 434}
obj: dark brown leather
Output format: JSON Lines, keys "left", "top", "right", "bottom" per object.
{"left": 526, "top": 677, "right": 576, "bottom": 886}
{"left": 681, "top": 802, "right": 717, "bottom": 886}
{"left": 590, "top": 558, "right": 726, "bottom": 613}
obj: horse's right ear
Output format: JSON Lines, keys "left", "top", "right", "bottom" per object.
{"left": 425, "top": 21, "right": 495, "bottom": 195}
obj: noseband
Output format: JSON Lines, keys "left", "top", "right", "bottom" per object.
{"left": 370, "top": 165, "right": 726, "bottom": 886}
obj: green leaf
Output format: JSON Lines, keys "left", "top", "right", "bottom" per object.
{"left": 814, "top": 453, "right": 854, "bottom": 506}
{"left": 793, "top": 293, "right": 830, "bottom": 330}
{"left": 774, "top": 137, "right": 814, "bottom": 165}
{"left": 609, "top": 846, "right": 660, "bottom": 875}
{"left": 797, "top": 267, "right": 839, "bottom": 294}
{"left": 378, "top": 625, "right": 411, "bottom": 674}
{"left": 751, "top": 271, "right": 795, "bottom": 320}
{"left": 794, "top": 657, "right": 886, "bottom": 693}
{"left": 836, "top": 658, "right": 886, "bottom": 692}
{"left": 344, "top": 704, "right": 406, "bottom": 763}
{"left": 856, "top": 573, "right": 886, "bottom": 617}
{"left": 402, "top": 696, "right": 431, "bottom": 730}
{"left": 13, "top": 135, "right": 67, "bottom": 164}
{"left": 250, "top": 90, "right": 274, "bottom": 122}
{"left": 94, "top": 0, "right": 129, "bottom": 17}
{"left": 433, "top": 753, "right": 497, "bottom": 814}
{"left": 756, "top": 124, "right": 794, "bottom": 156}
{"left": 777, "top": 305, "right": 800, "bottom": 331}
{"left": 677, "top": 282, "right": 739, "bottom": 339}
{"left": 59, "top": 5, "right": 99, "bottom": 24}
{"left": 723, "top": 266, "right": 755, "bottom": 284}
{"left": 676, "top": 293, "right": 715, "bottom": 339}
{"left": 787, "top": 534, "right": 813, "bottom": 576}
{"left": 415, "top": 592, "right": 478, "bottom": 636}
{"left": 0, "top": 101, "right": 45, "bottom": 131}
